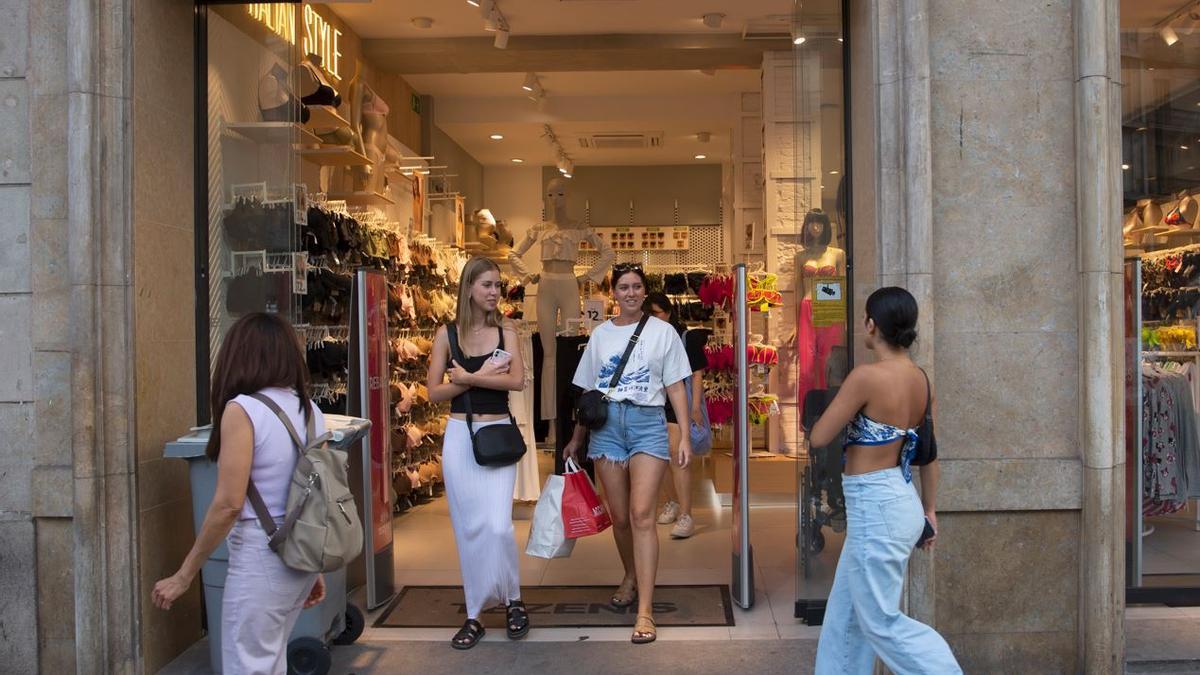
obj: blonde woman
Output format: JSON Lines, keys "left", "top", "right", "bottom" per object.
{"left": 428, "top": 256, "right": 528, "bottom": 649}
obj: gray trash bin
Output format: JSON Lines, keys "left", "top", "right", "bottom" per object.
{"left": 165, "top": 414, "right": 372, "bottom": 675}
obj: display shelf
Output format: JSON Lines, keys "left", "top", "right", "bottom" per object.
{"left": 327, "top": 191, "right": 394, "bottom": 206}
{"left": 305, "top": 104, "right": 349, "bottom": 130}
{"left": 225, "top": 122, "right": 322, "bottom": 146}
{"left": 302, "top": 146, "right": 373, "bottom": 167}
{"left": 1143, "top": 351, "right": 1200, "bottom": 357}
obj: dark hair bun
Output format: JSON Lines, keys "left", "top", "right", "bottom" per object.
{"left": 865, "top": 287, "right": 919, "bottom": 350}
{"left": 892, "top": 327, "right": 918, "bottom": 349}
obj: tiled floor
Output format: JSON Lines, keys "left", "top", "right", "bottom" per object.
{"left": 368, "top": 450, "right": 829, "bottom": 644}
{"left": 1142, "top": 510, "right": 1200, "bottom": 577}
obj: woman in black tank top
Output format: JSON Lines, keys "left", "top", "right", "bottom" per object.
{"left": 427, "top": 257, "right": 528, "bottom": 649}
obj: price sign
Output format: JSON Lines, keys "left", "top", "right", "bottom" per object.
{"left": 583, "top": 299, "right": 606, "bottom": 330}
{"left": 812, "top": 276, "right": 847, "bottom": 327}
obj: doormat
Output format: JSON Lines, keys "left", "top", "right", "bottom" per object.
{"left": 373, "top": 585, "right": 735, "bottom": 628}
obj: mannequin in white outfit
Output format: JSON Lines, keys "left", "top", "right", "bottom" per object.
{"left": 510, "top": 178, "right": 614, "bottom": 419}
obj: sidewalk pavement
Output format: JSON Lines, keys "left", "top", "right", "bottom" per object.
{"left": 158, "top": 607, "right": 1200, "bottom": 674}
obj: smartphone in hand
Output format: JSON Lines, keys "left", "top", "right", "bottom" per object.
{"left": 489, "top": 348, "right": 513, "bottom": 367}
{"left": 915, "top": 518, "right": 936, "bottom": 549}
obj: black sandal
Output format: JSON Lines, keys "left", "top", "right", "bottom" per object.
{"left": 506, "top": 601, "right": 530, "bottom": 640}
{"left": 451, "top": 618, "right": 485, "bottom": 650}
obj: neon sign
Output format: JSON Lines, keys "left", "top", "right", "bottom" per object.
{"left": 246, "top": 4, "right": 344, "bottom": 81}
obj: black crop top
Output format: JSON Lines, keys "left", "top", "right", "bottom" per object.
{"left": 450, "top": 325, "right": 511, "bottom": 415}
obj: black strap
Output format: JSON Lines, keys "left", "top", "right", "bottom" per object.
{"left": 447, "top": 323, "right": 516, "bottom": 435}
{"left": 919, "top": 368, "right": 932, "bottom": 423}
{"left": 604, "top": 314, "right": 651, "bottom": 397}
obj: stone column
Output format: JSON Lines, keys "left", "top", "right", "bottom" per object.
{"left": 67, "top": 0, "right": 141, "bottom": 671}
{"left": 1075, "top": 0, "right": 1125, "bottom": 671}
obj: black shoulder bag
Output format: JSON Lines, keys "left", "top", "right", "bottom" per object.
{"left": 575, "top": 314, "right": 650, "bottom": 430}
{"left": 911, "top": 368, "right": 938, "bottom": 466}
{"left": 447, "top": 324, "right": 527, "bottom": 467}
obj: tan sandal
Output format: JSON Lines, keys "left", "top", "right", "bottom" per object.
{"left": 631, "top": 615, "right": 656, "bottom": 644}
{"left": 610, "top": 577, "right": 638, "bottom": 608}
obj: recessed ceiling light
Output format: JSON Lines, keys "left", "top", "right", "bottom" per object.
{"left": 562, "top": 173, "right": 573, "bottom": 178}
{"left": 467, "top": 0, "right": 480, "bottom": 5}
{"left": 1149, "top": 67, "right": 1156, "bottom": 71}
{"left": 1136, "top": 126, "right": 1148, "bottom": 131}
{"left": 511, "top": 158, "right": 524, "bottom": 163}
{"left": 1122, "top": 164, "right": 1130, "bottom": 170}
{"left": 490, "top": 134, "right": 504, "bottom": 140}
{"left": 1183, "top": 145, "right": 1191, "bottom": 150}
{"left": 694, "top": 154, "right": 707, "bottom": 160}
{"left": 829, "top": 170, "right": 840, "bottom": 175}
{"left": 837, "top": 37, "right": 844, "bottom": 43}
{"left": 792, "top": 34, "right": 807, "bottom": 45}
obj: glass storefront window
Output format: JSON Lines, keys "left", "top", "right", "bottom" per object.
{"left": 1121, "top": 0, "right": 1200, "bottom": 602}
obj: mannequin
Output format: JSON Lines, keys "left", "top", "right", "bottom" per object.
{"left": 793, "top": 208, "right": 847, "bottom": 409}
{"left": 354, "top": 82, "right": 389, "bottom": 195}
{"left": 510, "top": 178, "right": 615, "bottom": 419}
{"left": 257, "top": 63, "right": 308, "bottom": 124}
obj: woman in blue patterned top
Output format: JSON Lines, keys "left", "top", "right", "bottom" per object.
{"left": 807, "top": 287, "right": 961, "bottom": 674}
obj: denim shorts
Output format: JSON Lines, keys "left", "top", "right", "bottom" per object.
{"left": 587, "top": 399, "right": 671, "bottom": 465}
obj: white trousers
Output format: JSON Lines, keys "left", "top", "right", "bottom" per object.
{"left": 222, "top": 520, "right": 318, "bottom": 675}
{"left": 536, "top": 271, "right": 581, "bottom": 420}
{"left": 443, "top": 418, "right": 522, "bottom": 619}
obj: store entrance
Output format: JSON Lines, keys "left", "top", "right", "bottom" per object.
{"left": 197, "top": 0, "right": 850, "bottom": 648}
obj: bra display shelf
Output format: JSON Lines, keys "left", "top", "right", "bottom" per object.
{"left": 326, "top": 191, "right": 395, "bottom": 207}
{"left": 305, "top": 104, "right": 350, "bottom": 130}
{"left": 224, "top": 121, "right": 322, "bottom": 146}
{"left": 301, "top": 147, "right": 373, "bottom": 167}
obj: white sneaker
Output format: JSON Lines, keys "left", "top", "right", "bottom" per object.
{"left": 657, "top": 501, "right": 679, "bottom": 524}
{"left": 671, "top": 513, "right": 695, "bottom": 539}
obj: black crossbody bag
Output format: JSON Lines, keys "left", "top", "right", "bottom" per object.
{"left": 911, "top": 368, "right": 937, "bottom": 466}
{"left": 447, "top": 324, "right": 527, "bottom": 467}
{"left": 576, "top": 314, "right": 650, "bottom": 430}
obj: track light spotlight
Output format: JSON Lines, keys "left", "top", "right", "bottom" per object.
{"left": 1161, "top": 24, "right": 1180, "bottom": 46}
{"left": 494, "top": 27, "right": 509, "bottom": 49}
{"left": 484, "top": 9, "right": 499, "bottom": 31}
{"left": 522, "top": 73, "right": 537, "bottom": 92}
{"left": 702, "top": 13, "right": 724, "bottom": 29}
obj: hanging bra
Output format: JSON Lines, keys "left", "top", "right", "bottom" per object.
{"left": 843, "top": 413, "right": 919, "bottom": 483}
{"left": 299, "top": 62, "right": 342, "bottom": 108}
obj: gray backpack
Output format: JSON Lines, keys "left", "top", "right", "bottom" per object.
{"left": 246, "top": 393, "right": 364, "bottom": 573}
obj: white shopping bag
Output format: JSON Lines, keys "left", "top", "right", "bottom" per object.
{"left": 524, "top": 474, "right": 576, "bottom": 559}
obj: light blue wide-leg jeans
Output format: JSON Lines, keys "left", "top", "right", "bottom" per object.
{"left": 814, "top": 467, "right": 962, "bottom": 675}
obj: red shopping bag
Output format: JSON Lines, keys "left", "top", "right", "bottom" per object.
{"left": 561, "top": 458, "right": 612, "bottom": 538}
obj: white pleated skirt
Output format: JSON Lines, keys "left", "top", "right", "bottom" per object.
{"left": 442, "top": 417, "right": 522, "bottom": 619}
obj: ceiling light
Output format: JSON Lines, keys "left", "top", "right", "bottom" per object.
{"left": 694, "top": 154, "right": 707, "bottom": 160}
{"left": 494, "top": 27, "right": 509, "bottom": 49}
{"left": 522, "top": 73, "right": 537, "bottom": 92}
{"left": 1137, "top": 126, "right": 1148, "bottom": 131}
{"left": 1122, "top": 164, "right": 1130, "bottom": 170}
{"left": 467, "top": 0, "right": 479, "bottom": 5}
{"left": 484, "top": 9, "right": 499, "bottom": 31}
{"left": 1184, "top": 145, "right": 1192, "bottom": 150}
{"left": 837, "top": 37, "right": 844, "bottom": 43}
{"left": 511, "top": 158, "right": 523, "bottom": 163}
{"left": 411, "top": 17, "right": 433, "bottom": 29}
{"left": 829, "top": 169, "right": 840, "bottom": 175}
{"left": 562, "top": 172, "right": 572, "bottom": 179}
{"left": 527, "top": 81, "right": 545, "bottom": 101}
{"left": 1160, "top": 25, "right": 1180, "bottom": 46}
{"left": 490, "top": 134, "right": 504, "bottom": 140}
{"left": 792, "top": 30, "right": 806, "bottom": 45}
{"left": 702, "top": 13, "right": 724, "bottom": 29}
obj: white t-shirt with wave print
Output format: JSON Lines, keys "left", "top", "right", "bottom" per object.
{"left": 571, "top": 316, "right": 692, "bottom": 407}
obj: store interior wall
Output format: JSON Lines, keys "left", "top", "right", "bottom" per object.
{"left": 132, "top": 0, "right": 203, "bottom": 671}
{"left": 483, "top": 164, "right": 544, "bottom": 272}
{"left": 537, "top": 164, "right": 723, "bottom": 226}
{"left": 430, "top": 125, "right": 484, "bottom": 241}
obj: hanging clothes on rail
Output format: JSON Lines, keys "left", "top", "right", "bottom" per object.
{"left": 1141, "top": 363, "right": 1200, "bottom": 515}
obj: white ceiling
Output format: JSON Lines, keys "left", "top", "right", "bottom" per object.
{"left": 439, "top": 119, "right": 732, "bottom": 167}
{"left": 403, "top": 69, "right": 761, "bottom": 97}
{"left": 332, "top": 0, "right": 830, "bottom": 40}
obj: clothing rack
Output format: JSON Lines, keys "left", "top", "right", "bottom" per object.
{"left": 1141, "top": 353, "right": 1200, "bottom": 531}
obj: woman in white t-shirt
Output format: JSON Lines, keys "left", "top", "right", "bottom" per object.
{"left": 564, "top": 263, "right": 693, "bottom": 644}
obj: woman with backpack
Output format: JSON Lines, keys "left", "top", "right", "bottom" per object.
{"left": 808, "top": 287, "right": 961, "bottom": 674}
{"left": 427, "top": 256, "right": 529, "bottom": 650}
{"left": 563, "top": 263, "right": 693, "bottom": 644}
{"left": 151, "top": 312, "right": 328, "bottom": 675}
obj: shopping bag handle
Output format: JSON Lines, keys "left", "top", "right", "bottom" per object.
{"left": 564, "top": 457, "right": 583, "bottom": 474}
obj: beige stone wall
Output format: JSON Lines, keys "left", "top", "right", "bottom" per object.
{"left": 132, "top": 0, "right": 202, "bottom": 671}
